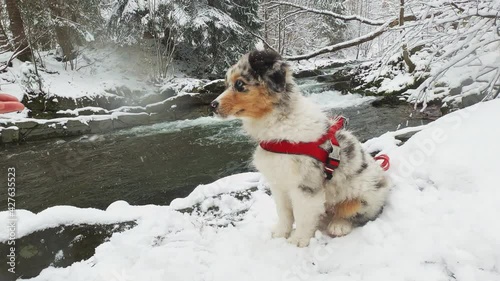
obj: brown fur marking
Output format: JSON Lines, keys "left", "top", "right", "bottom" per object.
{"left": 332, "top": 199, "right": 362, "bottom": 219}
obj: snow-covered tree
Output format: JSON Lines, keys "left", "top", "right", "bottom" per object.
{"left": 261, "top": 0, "right": 346, "bottom": 56}
{"left": 17, "top": 0, "right": 102, "bottom": 69}
{"left": 174, "top": 0, "right": 260, "bottom": 77}
{"left": 104, "top": 0, "right": 261, "bottom": 77}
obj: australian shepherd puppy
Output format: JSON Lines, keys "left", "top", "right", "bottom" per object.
{"left": 211, "top": 50, "right": 390, "bottom": 247}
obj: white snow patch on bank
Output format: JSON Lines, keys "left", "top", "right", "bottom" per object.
{"left": 0, "top": 111, "right": 149, "bottom": 127}
{"left": 290, "top": 58, "right": 354, "bottom": 72}
{"left": 308, "top": 90, "right": 376, "bottom": 109}
{"left": 1, "top": 100, "right": 500, "bottom": 281}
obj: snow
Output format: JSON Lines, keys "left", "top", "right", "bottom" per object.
{"left": 363, "top": 124, "right": 428, "bottom": 154}
{"left": 272, "top": 1, "right": 385, "bottom": 26}
{"left": 308, "top": 90, "right": 376, "bottom": 109}
{"left": 378, "top": 73, "right": 414, "bottom": 93}
{"left": 169, "top": 173, "right": 261, "bottom": 210}
{"left": 0, "top": 205, "right": 139, "bottom": 241}
{"left": 2, "top": 99, "right": 500, "bottom": 280}
{"left": 0, "top": 125, "right": 19, "bottom": 132}
{"left": 158, "top": 77, "right": 205, "bottom": 94}
{"left": 0, "top": 46, "right": 171, "bottom": 121}
{"left": 54, "top": 250, "right": 64, "bottom": 263}
{"left": 56, "top": 107, "right": 111, "bottom": 116}
{"left": 290, "top": 58, "right": 354, "bottom": 72}
{"left": 21, "top": 47, "right": 155, "bottom": 99}
{"left": 193, "top": 6, "right": 242, "bottom": 31}
{"left": 286, "top": 20, "right": 393, "bottom": 61}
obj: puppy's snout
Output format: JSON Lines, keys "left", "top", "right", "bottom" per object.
{"left": 210, "top": 100, "right": 219, "bottom": 112}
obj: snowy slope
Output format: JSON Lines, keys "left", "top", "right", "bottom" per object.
{"left": 2, "top": 99, "right": 500, "bottom": 281}
{"left": 0, "top": 47, "right": 156, "bottom": 101}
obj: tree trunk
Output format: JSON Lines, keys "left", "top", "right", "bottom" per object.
{"left": 402, "top": 44, "right": 416, "bottom": 73}
{"left": 0, "top": 4, "right": 11, "bottom": 51}
{"left": 399, "top": 0, "right": 405, "bottom": 26}
{"left": 54, "top": 25, "right": 75, "bottom": 64}
{"left": 264, "top": 1, "right": 269, "bottom": 42}
{"left": 5, "top": 0, "right": 31, "bottom": 61}
{"left": 49, "top": 0, "right": 75, "bottom": 69}
{"left": 278, "top": 5, "right": 283, "bottom": 54}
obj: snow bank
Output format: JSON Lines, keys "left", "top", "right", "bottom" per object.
{"left": 289, "top": 58, "right": 354, "bottom": 72}
{"left": 170, "top": 172, "right": 262, "bottom": 210}
{"left": 0, "top": 173, "right": 262, "bottom": 242}
{"left": 2, "top": 100, "right": 500, "bottom": 281}
{"left": 0, "top": 111, "right": 149, "bottom": 126}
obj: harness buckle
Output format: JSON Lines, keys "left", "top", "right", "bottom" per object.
{"left": 328, "top": 143, "right": 341, "bottom": 161}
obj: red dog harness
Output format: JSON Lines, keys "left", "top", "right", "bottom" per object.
{"left": 259, "top": 117, "right": 390, "bottom": 179}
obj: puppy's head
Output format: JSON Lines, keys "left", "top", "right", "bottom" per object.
{"left": 211, "top": 49, "right": 292, "bottom": 119}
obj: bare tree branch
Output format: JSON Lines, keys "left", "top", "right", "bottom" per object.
{"left": 268, "top": 1, "right": 385, "bottom": 26}
{"left": 249, "top": 31, "right": 279, "bottom": 53}
{"left": 284, "top": 20, "right": 393, "bottom": 61}
{"left": 282, "top": 6, "right": 493, "bottom": 61}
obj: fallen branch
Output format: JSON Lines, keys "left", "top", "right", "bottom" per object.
{"left": 0, "top": 44, "right": 31, "bottom": 72}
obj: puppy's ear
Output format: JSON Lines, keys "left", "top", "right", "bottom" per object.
{"left": 248, "top": 49, "right": 287, "bottom": 93}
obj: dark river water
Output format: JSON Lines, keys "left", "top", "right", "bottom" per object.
{"left": 0, "top": 77, "right": 431, "bottom": 213}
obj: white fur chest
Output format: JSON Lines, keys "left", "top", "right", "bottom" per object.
{"left": 253, "top": 146, "right": 302, "bottom": 190}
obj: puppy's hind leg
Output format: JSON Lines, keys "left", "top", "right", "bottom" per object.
{"left": 287, "top": 185, "right": 325, "bottom": 247}
{"left": 327, "top": 198, "right": 384, "bottom": 237}
{"left": 271, "top": 188, "right": 294, "bottom": 239}
{"left": 327, "top": 199, "right": 361, "bottom": 237}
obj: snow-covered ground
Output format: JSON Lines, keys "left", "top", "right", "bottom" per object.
{"left": 1, "top": 99, "right": 499, "bottom": 280}
{"left": 0, "top": 46, "right": 155, "bottom": 101}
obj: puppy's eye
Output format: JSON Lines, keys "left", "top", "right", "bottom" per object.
{"left": 234, "top": 79, "right": 245, "bottom": 92}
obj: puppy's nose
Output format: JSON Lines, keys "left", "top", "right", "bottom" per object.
{"left": 210, "top": 100, "right": 219, "bottom": 112}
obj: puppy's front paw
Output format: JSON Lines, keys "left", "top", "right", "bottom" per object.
{"left": 327, "top": 219, "right": 353, "bottom": 237}
{"left": 271, "top": 224, "right": 291, "bottom": 238}
{"left": 286, "top": 233, "right": 311, "bottom": 247}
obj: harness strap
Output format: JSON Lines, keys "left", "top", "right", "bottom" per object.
{"left": 259, "top": 140, "right": 330, "bottom": 163}
{"left": 374, "top": 154, "right": 390, "bottom": 171}
{"left": 260, "top": 117, "right": 347, "bottom": 178}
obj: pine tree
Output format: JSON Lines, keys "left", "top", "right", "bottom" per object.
{"left": 176, "top": 0, "right": 261, "bottom": 76}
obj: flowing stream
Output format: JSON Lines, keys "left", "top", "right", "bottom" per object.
{"left": 1, "top": 75, "right": 431, "bottom": 213}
